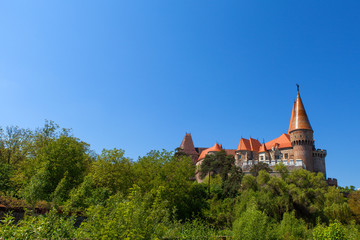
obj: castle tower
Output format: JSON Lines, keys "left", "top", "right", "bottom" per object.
{"left": 180, "top": 133, "right": 199, "bottom": 163}
{"left": 288, "top": 85, "right": 314, "bottom": 171}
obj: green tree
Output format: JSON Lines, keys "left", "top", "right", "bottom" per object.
{"left": 233, "top": 202, "right": 276, "bottom": 240}
{"left": 348, "top": 190, "right": 360, "bottom": 224}
{"left": 250, "top": 162, "right": 272, "bottom": 177}
{"left": 65, "top": 176, "right": 111, "bottom": 214}
{"left": 286, "top": 169, "right": 327, "bottom": 223}
{"left": 200, "top": 150, "right": 242, "bottom": 198}
{"left": 90, "top": 148, "right": 134, "bottom": 195}
{"left": 0, "top": 126, "right": 32, "bottom": 165}
{"left": 278, "top": 211, "right": 308, "bottom": 239}
{"left": 313, "top": 220, "right": 347, "bottom": 240}
{"left": 324, "top": 186, "right": 351, "bottom": 223}
{"left": 23, "top": 135, "right": 91, "bottom": 203}
{"left": 0, "top": 162, "right": 13, "bottom": 193}
{"left": 77, "top": 185, "right": 171, "bottom": 240}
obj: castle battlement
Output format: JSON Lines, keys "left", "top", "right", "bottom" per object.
{"left": 313, "top": 149, "right": 327, "bottom": 157}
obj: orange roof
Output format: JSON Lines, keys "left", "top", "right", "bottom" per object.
{"left": 265, "top": 133, "right": 292, "bottom": 150}
{"left": 237, "top": 138, "right": 261, "bottom": 152}
{"left": 289, "top": 86, "right": 313, "bottom": 133}
{"left": 259, "top": 142, "right": 267, "bottom": 152}
{"left": 198, "top": 143, "right": 222, "bottom": 161}
{"left": 225, "top": 149, "right": 236, "bottom": 156}
{"left": 288, "top": 101, "right": 295, "bottom": 134}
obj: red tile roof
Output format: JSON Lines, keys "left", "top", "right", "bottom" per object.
{"left": 198, "top": 143, "right": 222, "bottom": 161}
{"left": 265, "top": 133, "right": 292, "bottom": 150}
{"left": 237, "top": 138, "right": 261, "bottom": 152}
{"left": 225, "top": 149, "right": 236, "bottom": 156}
{"left": 259, "top": 142, "right": 267, "bottom": 152}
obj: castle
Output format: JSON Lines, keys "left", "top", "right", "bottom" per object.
{"left": 180, "top": 85, "right": 330, "bottom": 180}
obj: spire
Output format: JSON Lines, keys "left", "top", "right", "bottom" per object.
{"left": 288, "top": 101, "right": 295, "bottom": 134}
{"left": 289, "top": 85, "right": 313, "bottom": 133}
{"left": 180, "top": 133, "right": 198, "bottom": 155}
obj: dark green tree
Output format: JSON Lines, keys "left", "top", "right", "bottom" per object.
{"left": 249, "top": 162, "right": 272, "bottom": 177}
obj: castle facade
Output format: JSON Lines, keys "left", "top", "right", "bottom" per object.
{"left": 180, "top": 86, "right": 327, "bottom": 178}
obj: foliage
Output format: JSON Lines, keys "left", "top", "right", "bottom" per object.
{"left": 324, "top": 186, "right": 351, "bottom": 223}
{"left": 23, "top": 135, "right": 91, "bottom": 204}
{"left": 200, "top": 150, "right": 243, "bottom": 198}
{"left": 204, "top": 196, "right": 235, "bottom": 229}
{"left": 0, "top": 162, "right": 13, "bottom": 193}
{"left": 90, "top": 148, "right": 135, "bottom": 196}
{"left": 278, "top": 211, "right": 309, "bottom": 239}
{"left": 250, "top": 161, "right": 272, "bottom": 177}
{"left": 0, "top": 210, "right": 76, "bottom": 239}
{"left": 172, "top": 218, "right": 218, "bottom": 239}
{"left": 76, "top": 185, "right": 171, "bottom": 239}
{"left": 312, "top": 220, "right": 360, "bottom": 240}
{"left": 233, "top": 202, "right": 277, "bottom": 240}
{"left": 0, "top": 122, "right": 359, "bottom": 239}
{"left": 64, "top": 175, "right": 110, "bottom": 214}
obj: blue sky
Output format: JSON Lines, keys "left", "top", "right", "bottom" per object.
{"left": 0, "top": 1, "right": 359, "bottom": 188}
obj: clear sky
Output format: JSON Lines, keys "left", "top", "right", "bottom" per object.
{"left": 1, "top": 1, "right": 359, "bottom": 188}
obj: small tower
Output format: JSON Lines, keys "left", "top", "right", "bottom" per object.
{"left": 288, "top": 85, "right": 314, "bottom": 171}
{"left": 180, "top": 133, "right": 199, "bottom": 163}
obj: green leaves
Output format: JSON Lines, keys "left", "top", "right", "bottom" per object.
{"left": 77, "top": 185, "right": 171, "bottom": 240}
{"left": 90, "top": 148, "right": 135, "bottom": 196}
{"left": 23, "top": 135, "right": 90, "bottom": 204}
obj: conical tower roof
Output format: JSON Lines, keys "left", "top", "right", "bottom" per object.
{"left": 288, "top": 101, "right": 295, "bottom": 134}
{"left": 180, "top": 133, "right": 198, "bottom": 155}
{"left": 289, "top": 85, "right": 313, "bottom": 133}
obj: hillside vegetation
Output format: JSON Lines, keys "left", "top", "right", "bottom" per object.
{"left": 0, "top": 121, "right": 359, "bottom": 239}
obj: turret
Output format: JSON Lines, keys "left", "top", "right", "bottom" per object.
{"left": 180, "top": 133, "right": 199, "bottom": 163}
{"left": 289, "top": 85, "right": 314, "bottom": 171}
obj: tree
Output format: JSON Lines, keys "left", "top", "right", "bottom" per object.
{"left": 77, "top": 185, "right": 171, "bottom": 240}
{"left": 200, "top": 150, "right": 242, "bottom": 198}
{"left": 90, "top": 148, "right": 134, "bottom": 196}
{"left": 233, "top": 202, "right": 276, "bottom": 240}
{"left": 174, "top": 147, "right": 188, "bottom": 158}
{"left": 0, "top": 126, "right": 32, "bottom": 165}
{"left": 23, "top": 135, "right": 91, "bottom": 203}
{"left": 348, "top": 190, "right": 360, "bottom": 224}
{"left": 324, "top": 186, "right": 351, "bottom": 223}
{"left": 286, "top": 169, "right": 328, "bottom": 223}
{"left": 0, "top": 162, "right": 13, "bottom": 193}
{"left": 278, "top": 211, "right": 308, "bottom": 239}
{"left": 249, "top": 162, "right": 272, "bottom": 177}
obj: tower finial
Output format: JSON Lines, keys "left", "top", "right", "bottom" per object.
{"left": 296, "top": 84, "right": 299, "bottom": 92}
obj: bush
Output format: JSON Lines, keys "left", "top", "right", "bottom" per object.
{"left": 278, "top": 211, "right": 309, "bottom": 239}
{"left": 76, "top": 185, "right": 171, "bottom": 239}
{"left": 233, "top": 202, "right": 276, "bottom": 240}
